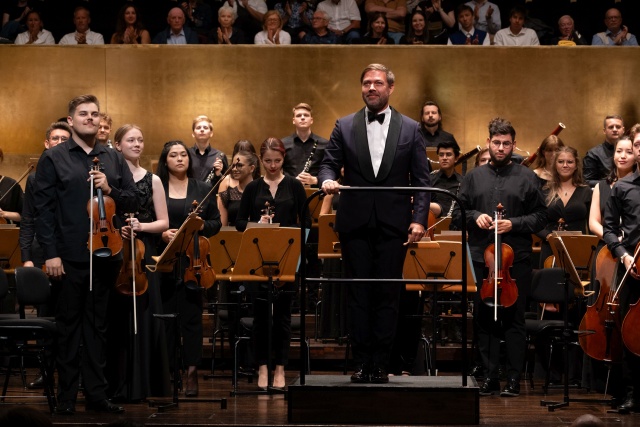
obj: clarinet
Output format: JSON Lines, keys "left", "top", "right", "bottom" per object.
{"left": 205, "top": 153, "right": 226, "bottom": 184}
{"left": 445, "top": 183, "right": 462, "bottom": 218}
{"left": 302, "top": 141, "right": 319, "bottom": 174}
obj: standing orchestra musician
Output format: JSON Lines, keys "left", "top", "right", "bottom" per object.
{"left": 454, "top": 117, "right": 546, "bottom": 397}
{"left": 531, "top": 135, "right": 564, "bottom": 186}
{"left": 602, "top": 123, "right": 640, "bottom": 413}
{"left": 583, "top": 115, "right": 625, "bottom": 186}
{"left": 319, "top": 63, "right": 431, "bottom": 384}
{"left": 235, "top": 137, "right": 311, "bottom": 389}
{"left": 106, "top": 124, "right": 171, "bottom": 402}
{"left": 156, "top": 140, "right": 222, "bottom": 398}
{"left": 188, "top": 115, "right": 229, "bottom": 186}
{"left": 33, "top": 94, "right": 138, "bottom": 415}
{"left": 0, "top": 148, "right": 24, "bottom": 224}
{"left": 218, "top": 150, "right": 258, "bottom": 227}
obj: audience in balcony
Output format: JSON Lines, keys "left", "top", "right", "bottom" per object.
{"left": 316, "top": 0, "right": 361, "bottom": 44}
{"left": 493, "top": 6, "right": 538, "bottom": 45}
{"left": 58, "top": 6, "right": 105, "bottom": 45}
{"left": 365, "top": 0, "right": 406, "bottom": 44}
{"left": 0, "top": 0, "right": 30, "bottom": 40}
{"left": 152, "top": 7, "right": 199, "bottom": 44}
{"left": 301, "top": 10, "right": 338, "bottom": 44}
{"left": 356, "top": 11, "right": 394, "bottom": 44}
{"left": 14, "top": 10, "right": 55, "bottom": 45}
{"left": 214, "top": 6, "right": 248, "bottom": 44}
{"left": 110, "top": 4, "right": 151, "bottom": 45}
{"left": 254, "top": 10, "right": 291, "bottom": 44}
{"left": 592, "top": 8, "right": 637, "bottom": 46}
{"left": 399, "top": 9, "right": 429, "bottom": 44}
{"left": 275, "top": 0, "right": 313, "bottom": 43}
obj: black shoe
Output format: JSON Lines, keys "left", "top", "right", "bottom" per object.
{"left": 28, "top": 375, "right": 44, "bottom": 389}
{"left": 479, "top": 378, "right": 500, "bottom": 396}
{"left": 618, "top": 396, "right": 640, "bottom": 413}
{"left": 500, "top": 378, "right": 520, "bottom": 397}
{"left": 54, "top": 401, "right": 76, "bottom": 415}
{"left": 350, "top": 366, "right": 370, "bottom": 383}
{"left": 370, "top": 366, "right": 389, "bottom": 384}
{"left": 86, "top": 399, "right": 125, "bottom": 413}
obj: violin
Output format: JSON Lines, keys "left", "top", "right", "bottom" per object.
{"left": 115, "top": 213, "right": 148, "bottom": 296}
{"left": 87, "top": 157, "right": 123, "bottom": 258}
{"left": 578, "top": 246, "right": 623, "bottom": 362}
{"left": 262, "top": 201, "right": 275, "bottom": 223}
{"left": 184, "top": 201, "right": 216, "bottom": 290}
{"left": 480, "top": 203, "right": 518, "bottom": 320}
{"left": 620, "top": 242, "right": 640, "bottom": 356}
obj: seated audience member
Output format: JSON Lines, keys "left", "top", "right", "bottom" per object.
{"left": 399, "top": 9, "right": 428, "bottom": 44}
{"left": 181, "top": 0, "right": 213, "bottom": 43}
{"left": 153, "top": 7, "right": 199, "bottom": 44}
{"left": 493, "top": 6, "right": 539, "bottom": 46}
{"left": 111, "top": 4, "right": 151, "bottom": 44}
{"left": 413, "top": 0, "right": 455, "bottom": 44}
{"left": 448, "top": 4, "right": 488, "bottom": 45}
{"left": 592, "top": 8, "right": 637, "bottom": 46}
{"left": 365, "top": 0, "right": 406, "bottom": 44}
{"left": 223, "top": 0, "right": 267, "bottom": 41}
{"left": 316, "top": 0, "right": 361, "bottom": 44}
{"left": 14, "top": 10, "right": 55, "bottom": 45}
{"left": 356, "top": 12, "right": 394, "bottom": 45}
{"left": 464, "top": 0, "right": 499, "bottom": 39}
{"left": 0, "top": 0, "right": 30, "bottom": 40}
{"left": 214, "top": 6, "right": 247, "bottom": 44}
{"left": 553, "top": 15, "right": 587, "bottom": 46}
{"left": 254, "top": 10, "right": 291, "bottom": 45}
{"left": 301, "top": 10, "right": 338, "bottom": 44}
{"left": 58, "top": 6, "right": 104, "bottom": 45}
{"left": 275, "top": 0, "right": 313, "bottom": 43}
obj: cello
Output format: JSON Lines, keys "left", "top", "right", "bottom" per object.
{"left": 184, "top": 201, "right": 216, "bottom": 290}
{"left": 480, "top": 203, "right": 518, "bottom": 321}
{"left": 620, "top": 243, "right": 640, "bottom": 356}
{"left": 578, "top": 246, "right": 623, "bottom": 363}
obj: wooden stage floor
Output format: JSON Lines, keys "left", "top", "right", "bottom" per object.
{"left": 0, "top": 367, "right": 638, "bottom": 426}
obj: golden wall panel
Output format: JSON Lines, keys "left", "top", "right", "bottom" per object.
{"left": 0, "top": 45, "right": 638, "bottom": 181}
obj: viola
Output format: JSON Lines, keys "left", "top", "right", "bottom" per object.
{"left": 115, "top": 213, "right": 148, "bottom": 296}
{"left": 184, "top": 201, "right": 216, "bottom": 290}
{"left": 87, "top": 157, "right": 123, "bottom": 258}
{"left": 480, "top": 203, "right": 518, "bottom": 319}
{"left": 578, "top": 246, "right": 623, "bottom": 363}
{"left": 620, "top": 242, "right": 640, "bottom": 356}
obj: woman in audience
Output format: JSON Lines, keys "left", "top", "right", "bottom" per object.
{"left": 235, "top": 137, "right": 310, "bottom": 389}
{"left": 110, "top": 4, "right": 151, "bottom": 44}
{"left": 215, "top": 6, "right": 247, "bottom": 44}
{"left": 532, "top": 135, "right": 565, "bottom": 185}
{"left": 275, "top": 0, "right": 312, "bottom": 43}
{"left": 254, "top": 10, "right": 291, "bottom": 45}
{"left": 357, "top": 12, "right": 394, "bottom": 45}
{"left": 399, "top": 9, "right": 428, "bottom": 44}
{"left": 14, "top": 10, "right": 54, "bottom": 45}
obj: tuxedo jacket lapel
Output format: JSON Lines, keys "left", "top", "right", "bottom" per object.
{"left": 353, "top": 108, "right": 376, "bottom": 182}
{"left": 375, "top": 108, "right": 401, "bottom": 183}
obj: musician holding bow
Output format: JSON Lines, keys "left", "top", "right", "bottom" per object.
{"left": 454, "top": 117, "right": 546, "bottom": 397}
{"left": 33, "top": 95, "right": 139, "bottom": 415}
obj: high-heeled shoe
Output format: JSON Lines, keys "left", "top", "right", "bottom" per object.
{"left": 258, "top": 364, "right": 268, "bottom": 390}
{"left": 273, "top": 365, "right": 286, "bottom": 389}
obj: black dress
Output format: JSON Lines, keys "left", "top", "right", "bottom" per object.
{"left": 106, "top": 172, "right": 172, "bottom": 401}
{"left": 0, "top": 175, "right": 24, "bottom": 224}
{"left": 219, "top": 185, "right": 243, "bottom": 226}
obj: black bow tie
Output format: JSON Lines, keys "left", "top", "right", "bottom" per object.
{"left": 367, "top": 111, "right": 385, "bottom": 124}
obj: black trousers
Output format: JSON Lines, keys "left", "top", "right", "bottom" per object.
{"left": 473, "top": 259, "right": 531, "bottom": 382}
{"left": 56, "top": 257, "right": 121, "bottom": 404}
{"left": 248, "top": 282, "right": 292, "bottom": 367}
{"left": 617, "top": 268, "right": 640, "bottom": 398}
{"left": 340, "top": 226, "right": 407, "bottom": 368}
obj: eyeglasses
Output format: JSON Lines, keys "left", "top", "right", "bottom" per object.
{"left": 490, "top": 140, "right": 513, "bottom": 148}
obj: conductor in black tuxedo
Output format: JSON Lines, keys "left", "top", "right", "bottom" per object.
{"left": 318, "top": 64, "right": 431, "bottom": 383}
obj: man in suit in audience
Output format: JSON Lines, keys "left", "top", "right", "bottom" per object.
{"left": 153, "top": 7, "right": 199, "bottom": 44}
{"left": 319, "top": 63, "right": 430, "bottom": 384}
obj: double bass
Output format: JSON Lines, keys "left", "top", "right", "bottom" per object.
{"left": 480, "top": 203, "right": 518, "bottom": 320}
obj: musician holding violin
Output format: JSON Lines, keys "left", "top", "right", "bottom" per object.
{"left": 454, "top": 118, "right": 547, "bottom": 397}
{"left": 0, "top": 148, "right": 24, "bottom": 224}
{"left": 156, "top": 140, "right": 221, "bottom": 398}
{"left": 602, "top": 124, "right": 640, "bottom": 413}
{"left": 106, "top": 124, "right": 171, "bottom": 402}
{"left": 33, "top": 95, "right": 139, "bottom": 415}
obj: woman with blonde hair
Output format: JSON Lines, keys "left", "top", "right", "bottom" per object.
{"left": 254, "top": 10, "right": 291, "bottom": 44}
{"left": 531, "top": 135, "right": 565, "bottom": 183}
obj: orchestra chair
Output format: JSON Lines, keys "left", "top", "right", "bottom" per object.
{"left": 0, "top": 267, "right": 57, "bottom": 413}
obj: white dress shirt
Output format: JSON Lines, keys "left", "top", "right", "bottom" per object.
{"left": 366, "top": 106, "right": 391, "bottom": 177}
{"left": 317, "top": 0, "right": 361, "bottom": 32}
{"left": 493, "top": 27, "right": 539, "bottom": 46}
{"left": 15, "top": 29, "right": 55, "bottom": 45}
{"left": 58, "top": 29, "right": 104, "bottom": 45}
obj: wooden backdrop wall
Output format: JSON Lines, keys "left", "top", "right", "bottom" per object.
{"left": 0, "top": 45, "right": 638, "bottom": 182}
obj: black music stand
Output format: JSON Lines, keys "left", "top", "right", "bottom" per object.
{"left": 540, "top": 235, "right": 612, "bottom": 411}
{"left": 230, "top": 226, "right": 300, "bottom": 396}
{"left": 147, "top": 214, "right": 227, "bottom": 412}
{"left": 403, "top": 240, "right": 477, "bottom": 375}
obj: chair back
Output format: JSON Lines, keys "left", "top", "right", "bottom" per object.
{"left": 530, "top": 268, "right": 568, "bottom": 304}
{"left": 14, "top": 267, "right": 51, "bottom": 318}
{"left": 0, "top": 269, "right": 8, "bottom": 300}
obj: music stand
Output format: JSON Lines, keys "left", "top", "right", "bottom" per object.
{"left": 403, "top": 240, "right": 476, "bottom": 375}
{"left": 540, "top": 236, "right": 611, "bottom": 411}
{"left": 550, "top": 233, "right": 599, "bottom": 282}
{"left": 0, "top": 227, "right": 20, "bottom": 274}
{"left": 305, "top": 188, "right": 324, "bottom": 228}
{"left": 317, "top": 214, "right": 340, "bottom": 259}
{"left": 147, "top": 213, "right": 227, "bottom": 412}
{"left": 230, "top": 226, "right": 300, "bottom": 395}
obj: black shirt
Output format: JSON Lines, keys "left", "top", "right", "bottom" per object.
{"left": 538, "top": 185, "right": 592, "bottom": 237}
{"left": 454, "top": 162, "right": 547, "bottom": 263}
{"left": 33, "top": 138, "right": 139, "bottom": 262}
{"left": 430, "top": 169, "right": 462, "bottom": 217}
{"left": 281, "top": 132, "right": 329, "bottom": 182}
{"left": 189, "top": 145, "right": 229, "bottom": 186}
{"left": 420, "top": 127, "right": 458, "bottom": 149}
{"left": 0, "top": 174, "right": 23, "bottom": 223}
{"left": 604, "top": 170, "right": 640, "bottom": 259}
{"left": 19, "top": 173, "right": 36, "bottom": 263}
{"left": 583, "top": 141, "right": 614, "bottom": 185}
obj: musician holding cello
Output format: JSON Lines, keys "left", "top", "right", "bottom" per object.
{"left": 602, "top": 123, "right": 640, "bottom": 413}
{"left": 156, "top": 140, "right": 222, "bottom": 398}
{"left": 33, "top": 95, "right": 138, "bottom": 415}
{"left": 454, "top": 118, "right": 546, "bottom": 397}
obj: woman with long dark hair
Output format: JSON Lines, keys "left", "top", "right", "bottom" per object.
{"left": 110, "top": 4, "right": 150, "bottom": 44}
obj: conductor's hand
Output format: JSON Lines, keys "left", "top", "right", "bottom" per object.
{"left": 45, "top": 257, "right": 65, "bottom": 279}
{"left": 322, "top": 180, "right": 341, "bottom": 195}
{"left": 404, "top": 222, "right": 426, "bottom": 245}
